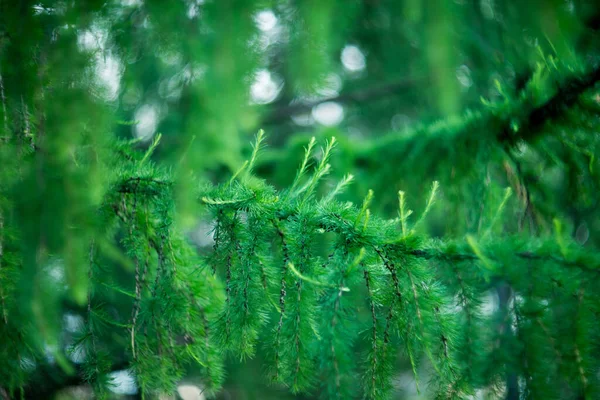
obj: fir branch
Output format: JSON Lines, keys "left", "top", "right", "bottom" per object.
{"left": 535, "top": 314, "right": 562, "bottom": 365}
{"left": 123, "top": 185, "right": 142, "bottom": 360}
{"left": 445, "top": 258, "right": 477, "bottom": 388}
{"left": 374, "top": 247, "right": 403, "bottom": 304}
{"left": 272, "top": 219, "right": 289, "bottom": 381}
{"left": 362, "top": 262, "right": 379, "bottom": 399}
{"left": 326, "top": 271, "right": 347, "bottom": 397}
{"left": 397, "top": 190, "right": 412, "bottom": 237}
{"left": 139, "top": 133, "right": 162, "bottom": 166}
{"left": 0, "top": 71, "right": 7, "bottom": 132}
{"left": 246, "top": 129, "right": 266, "bottom": 176}
{"left": 574, "top": 288, "right": 590, "bottom": 396}
{"left": 262, "top": 77, "right": 422, "bottom": 125}
{"left": 410, "top": 245, "right": 600, "bottom": 275}
{"left": 259, "top": 62, "right": 600, "bottom": 183}
{"left": 292, "top": 278, "right": 305, "bottom": 390}
{"left": 10, "top": 101, "right": 600, "bottom": 399}
{"left": 0, "top": 212, "right": 7, "bottom": 324}
{"left": 324, "top": 173, "right": 354, "bottom": 203}
{"left": 290, "top": 136, "right": 316, "bottom": 194}
{"left": 300, "top": 137, "right": 336, "bottom": 204}
{"left": 405, "top": 267, "right": 440, "bottom": 379}
{"left": 87, "top": 240, "right": 97, "bottom": 354}
{"left": 413, "top": 180, "right": 439, "bottom": 232}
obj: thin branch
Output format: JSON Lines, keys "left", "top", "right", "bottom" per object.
{"left": 262, "top": 77, "right": 424, "bottom": 125}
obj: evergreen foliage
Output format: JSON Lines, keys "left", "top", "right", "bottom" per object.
{"left": 201, "top": 121, "right": 600, "bottom": 399}
{"left": 1, "top": 1, "right": 600, "bottom": 399}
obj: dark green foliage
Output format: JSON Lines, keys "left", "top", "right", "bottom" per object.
{"left": 1, "top": 1, "right": 600, "bottom": 399}
{"left": 198, "top": 109, "right": 600, "bottom": 398}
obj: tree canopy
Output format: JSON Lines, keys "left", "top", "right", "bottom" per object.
{"left": 0, "top": 1, "right": 600, "bottom": 399}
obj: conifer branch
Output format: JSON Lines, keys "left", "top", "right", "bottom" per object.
{"left": 259, "top": 62, "right": 600, "bottom": 182}
{"left": 247, "top": 129, "right": 266, "bottom": 176}
{"left": 272, "top": 219, "right": 289, "bottom": 381}
{"left": 450, "top": 261, "right": 474, "bottom": 383}
{"left": 200, "top": 133, "right": 600, "bottom": 396}
{"left": 87, "top": 240, "right": 97, "bottom": 354}
{"left": 124, "top": 185, "right": 142, "bottom": 360}
{"left": 374, "top": 247, "right": 402, "bottom": 304}
{"left": 262, "top": 77, "right": 424, "bottom": 125}
{"left": 4, "top": 55, "right": 600, "bottom": 397}
{"left": 292, "top": 278, "right": 305, "bottom": 390}
{"left": 574, "top": 288, "right": 590, "bottom": 396}
{"left": 362, "top": 262, "right": 379, "bottom": 399}
{"left": 289, "top": 218, "right": 313, "bottom": 391}
{"left": 290, "top": 137, "right": 316, "bottom": 194}
{"left": 0, "top": 71, "right": 7, "bottom": 132}
{"left": 0, "top": 212, "right": 7, "bottom": 325}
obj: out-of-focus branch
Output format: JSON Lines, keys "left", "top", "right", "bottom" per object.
{"left": 257, "top": 62, "right": 600, "bottom": 178}
{"left": 262, "top": 76, "right": 426, "bottom": 125}
{"left": 23, "top": 360, "right": 130, "bottom": 400}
